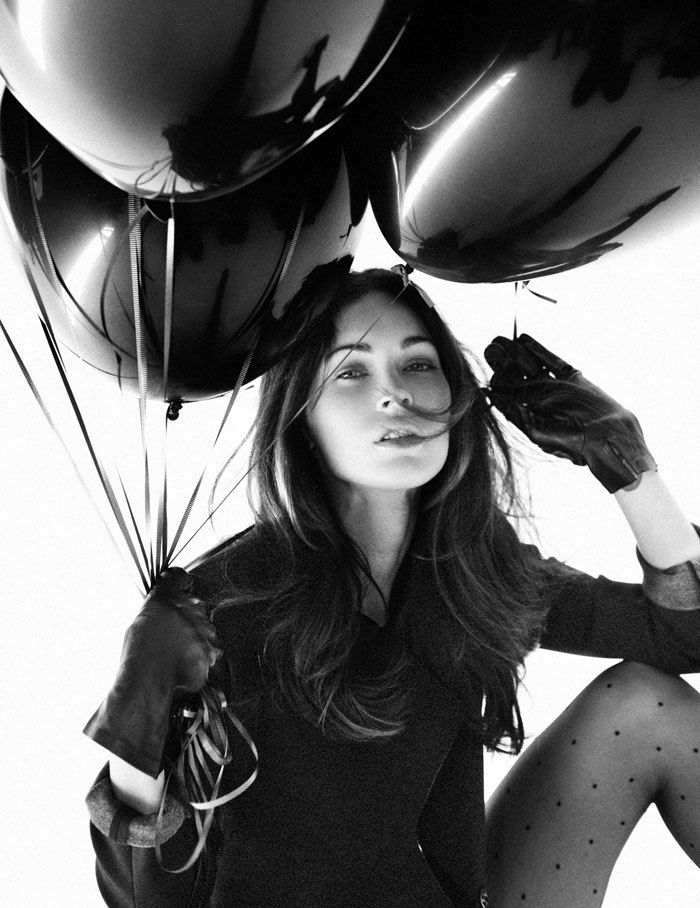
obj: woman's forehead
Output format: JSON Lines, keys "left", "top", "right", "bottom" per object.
{"left": 332, "top": 292, "right": 428, "bottom": 345}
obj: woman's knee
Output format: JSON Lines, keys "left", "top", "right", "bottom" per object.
{"left": 575, "top": 661, "right": 699, "bottom": 744}
{"left": 592, "top": 661, "right": 695, "bottom": 706}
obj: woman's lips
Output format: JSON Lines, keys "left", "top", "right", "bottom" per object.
{"left": 376, "top": 435, "right": 428, "bottom": 447}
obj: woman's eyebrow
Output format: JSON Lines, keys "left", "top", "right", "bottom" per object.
{"left": 328, "top": 335, "right": 434, "bottom": 357}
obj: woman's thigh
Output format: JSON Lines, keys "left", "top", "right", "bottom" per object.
{"left": 484, "top": 662, "right": 700, "bottom": 908}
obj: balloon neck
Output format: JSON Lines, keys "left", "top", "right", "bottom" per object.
{"left": 166, "top": 399, "right": 183, "bottom": 421}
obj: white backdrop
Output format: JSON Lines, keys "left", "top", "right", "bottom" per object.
{"left": 1, "top": 203, "right": 699, "bottom": 905}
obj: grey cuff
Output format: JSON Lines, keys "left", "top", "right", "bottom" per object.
{"left": 86, "top": 776, "right": 186, "bottom": 848}
{"left": 637, "top": 545, "right": 700, "bottom": 612}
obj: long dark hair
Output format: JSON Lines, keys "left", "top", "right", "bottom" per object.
{"left": 216, "top": 268, "right": 554, "bottom": 753}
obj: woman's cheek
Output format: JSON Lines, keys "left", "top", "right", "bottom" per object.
{"left": 418, "top": 373, "right": 451, "bottom": 409}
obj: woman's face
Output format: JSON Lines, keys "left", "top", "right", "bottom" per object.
{"left": 306, "top": 291, "right": 452, "bottom": 495}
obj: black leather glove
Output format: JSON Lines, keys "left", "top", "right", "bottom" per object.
{"left": 83, "top": 567, "right": 222, "bottom": 778}
{"left": 484, "top": 333, "right": 657, "bottom": 493}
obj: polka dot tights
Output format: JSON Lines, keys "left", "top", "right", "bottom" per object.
{"left": 484, "top": 662, "right": 700, "bottom": 906}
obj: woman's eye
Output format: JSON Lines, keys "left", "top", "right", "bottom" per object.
{"left": 405, "top": 361, "right": 436, "bottom": 372}
{"left": 336, "top": 368, "right": 366, "bottom": 380}
{"left": 333, "top": 359, "right": 438, "bottom": 379}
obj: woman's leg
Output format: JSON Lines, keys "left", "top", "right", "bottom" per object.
{"left": 484, "top": 661, "right": 700, "bottom": 907}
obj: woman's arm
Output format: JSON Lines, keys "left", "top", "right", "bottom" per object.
{"left": 484, "top": 334, "right": 700, "bottom": 668}
{"left": 109, "top": 756, "right": 166, "bottom": 814}
{"left": 484, "top": 332, "right": 700, "bottom": 569}
{"left": 614, "top": 470, "right": 700, "bottom": 569}
{"left": 87, "top": 767, "right": 201, "bottom": 908}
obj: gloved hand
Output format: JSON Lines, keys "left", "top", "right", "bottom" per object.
{"left": 83, "top": 567, "right": 222, "bottom": 778}
{"left": 483, "top": 333, "right": 657, "bottom": 493}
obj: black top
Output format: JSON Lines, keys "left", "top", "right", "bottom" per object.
{"left": 89, "top": 524, "right": 700, "bottom": 907}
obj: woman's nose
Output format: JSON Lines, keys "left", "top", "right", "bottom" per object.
{"left": 377, "top": 385, "right": 413, "bottom": 410}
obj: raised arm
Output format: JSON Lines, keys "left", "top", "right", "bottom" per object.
{"left": 484, "top": 333, "right": 700, "bottom": 669}
{"left": 484, "top": 332, "right": 700, "bottom": 570}
{"left": 613, "top": 469, "right": 700, "bottom": 569}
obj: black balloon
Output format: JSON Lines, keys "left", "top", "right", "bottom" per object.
{"left": 0, "top": 0, "right": 411, "bottom": 200}
{"left": 0, "top": 90, "right": 367, "bottom": 401}
{"left": 357, "top": 0, "right": 700, "bottom": 282}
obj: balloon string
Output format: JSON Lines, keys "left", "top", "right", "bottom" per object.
{"left": 115, "top": 472, "right": 152, "bottom": 576}
{"left": 282, "top": 195, "right": 307, "bottom": 277}
{"left": 37, "top": 317, "right": 152, "bottom": 586}
{"left": 25, "top": 116, "right": 124, "bottom": 384}
{"left": 5, "top": 233, "right": 65, "bottom": 359}
{"left": 5, "top": 149, "right": 152, "bottom": 588}
{"left": 16, "top": 140, "right": 49, "bottom": 177}
{"left": 512, "top": 279, "right": 558, "bottom": 340}
{"left": 0, "top": 155, "right": 64, "bottom": 358}
{"left": 0, "top": 317, "right": 148, "bottom": 591}
{"left": 129, "top": 195, "right": 156, "bottom": 583}
{"left": 162, "top": 203, "right": 175, "bottom": 402}
{"left": 165, "top": 192, "right": 308, "bottom": 565}
{"left": 521, "top": 280, "right": 557, "bottom": 305}
{"left": 214, "top": 190, "right": 308, "bottom": 362}
{"left": 23, "top": 117, "right": 79, "bottom": 368}
{"left": 98, "top": 206, "right": 150, "bottom": 353}
{"left": 155, "top": 204, "right": 176, "bottom": 575}
{"left": 11, "top": 254, "right": 62, "bottom": 366}
{"left": 156, "top": 410, "right": 170, "bottom": 577}
{"left": 165, "top": 332, "right": 260, "bottom": 566}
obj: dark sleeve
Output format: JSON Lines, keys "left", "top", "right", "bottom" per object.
{"left": 536, "top": 532, "right": 700, "bottom": 673}
{"left": 88, "top": 767, "right": 216, "bottom": 908}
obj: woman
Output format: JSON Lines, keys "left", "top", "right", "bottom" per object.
{"left": 84, "top": 267, "right": 700, "bottom": 907}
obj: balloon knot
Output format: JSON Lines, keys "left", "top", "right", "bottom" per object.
{"left": 166, "top": 399, "right": 183, "bottom": 421}
{"left": 391, "top": 262, "right": 414, "bottom": 286}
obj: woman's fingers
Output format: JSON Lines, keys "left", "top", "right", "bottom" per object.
{"left": 141, "top": 588, "right": 217, "bottom": 649}
{"left": 153, "top": 566, "right": 194, "bottom": 594}
{"left": 485, "top": 346, "right": 529, "bottom": 393}
{"left": 517, "top": 334, "right": 579, "bottom": 380}
{"left": 147, "top": 584, "right": 206, "bottom": 613}
{"left": 178, "top": 603, "right": 218, "bottom": 637}
{"left": 148, "top": 572, "right": 219, "bottom": 655}
{"left": 485, "top": 336, "right": 547, "bottom": 379}
{"left": 484, "top": 337, "right": 526, "bottom": 372}
{"left": 486, "top": 389, "right": 532, "bottom": 435}
{"left": 483, "top": 337, "right": 511, "bottom": 371}
{"left": 486, "top": 334, "right": 580, "bottom": 383}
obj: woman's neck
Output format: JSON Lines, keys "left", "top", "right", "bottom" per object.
{"left": 328, "top": 485, "right": 417, "bottom": 600}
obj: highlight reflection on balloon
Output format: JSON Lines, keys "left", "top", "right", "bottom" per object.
{"left": 360, "top": 0, "right": 700, "bottom": 283}
{"left": 0, "top": 90, "right": 367, "bottom": 401}
{"left": 0, "top": 0, "right": 411, "bottom": 199}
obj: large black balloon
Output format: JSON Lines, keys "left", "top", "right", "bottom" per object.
{"left": 0, "top": 0, "right": 411, "bottom": 200}
{"left": 0, "top": 90, "right": 367, "bottom": 400}
{"left": 357, "top": 0, "right": 700, "bottom": 282}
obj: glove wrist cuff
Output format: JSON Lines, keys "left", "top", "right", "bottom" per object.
{"left": 588, "top": 442, "right": 657, "bottom": 493}
{"left": 83, "top": 683, "right": 176, "bottom": 778}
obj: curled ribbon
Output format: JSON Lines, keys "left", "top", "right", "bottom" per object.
{"left": 155, "top": 683, "right": 259, "bottom": 874}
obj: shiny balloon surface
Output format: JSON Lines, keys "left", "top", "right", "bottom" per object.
{"left": 360, "top": 0, "right": 700, "bottom": 282}
{"left": 0, "top": 0, "right": 410, "bottom": 199}
{"left": 0, "top": 90, "right": 366, "bottom": 400}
